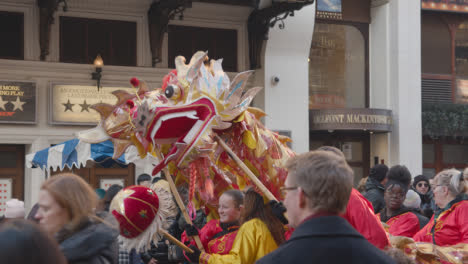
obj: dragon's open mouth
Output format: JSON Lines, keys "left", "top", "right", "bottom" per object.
{"left": 147, "top": 97, "right": 216, "bottom": 175}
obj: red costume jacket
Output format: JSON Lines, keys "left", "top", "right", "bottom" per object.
{"left": 182, "top": 219, "right": 239, "bottom": 254}
{"left": 377, "top": 211, "right": 421, "bottom": 237}
{"left": 413, "top": 198, "right": 468, "bottom": 246}
{"left": 343, "top": 188, "right": 390, "bottom": 249}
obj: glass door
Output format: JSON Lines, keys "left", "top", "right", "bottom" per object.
{"left": 310, "top": 131, "right": 370, "bottom": 186}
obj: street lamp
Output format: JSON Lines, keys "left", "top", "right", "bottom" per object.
{"left": 92, "top": 54, "right": 104, "bottom": 91}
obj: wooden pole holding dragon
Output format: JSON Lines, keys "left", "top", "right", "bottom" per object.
{"left": 162, "top": 167, "right": 205, "bottom": 251}
{"left": 214, "top": 135, "right": 277, "bottom": 201}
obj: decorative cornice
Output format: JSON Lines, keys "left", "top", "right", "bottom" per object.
{"left": 0, "top": 59, "right": 241, "bottom": 83}
{"left": 0, "top": 59, "right": 167, "bottom": 82}
{"left": 65, "top": 0, "right": 153, "bottom": 14}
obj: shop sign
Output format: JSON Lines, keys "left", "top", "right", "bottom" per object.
{"left": 50, "top": 84, "right": 136, "bottom": 125}
{"left": 456, "top": 79, "right": 468, "bottom": 104}
{"left": 310, "top": 108, "right": 393, "bottom": 132}
{"left": 317, "top": 0, "right": 342, "bottom": 20}
{"left": 310, "top": 94, "right": 345, "bottom": 109}
{"left": 422, "top": 0, "right": 468, "bottom": 13}
{"left": 0, "top": 81, "right": 36, "bottom": 124}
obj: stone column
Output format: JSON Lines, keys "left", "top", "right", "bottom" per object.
{"left": 263, "top": 3, "right": 316, "bottom": 154}
{"left": 370, "top": 0, "right": 422, "bottom": 176}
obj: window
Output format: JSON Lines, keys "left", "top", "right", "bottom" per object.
{"left": 0, "top": 11, "right": 23, "bottom": 60}
{"left": 309, "top": 23, "right": 366, "bottom": 109}
{"left": 456, "top": 22, "right": 468, "bottom": 78}
{"left": 60, "top": 17, "right": 136, "bottom": 66}
{"left": 423, "top": 138, "right": 468, "bottom": 178}
{"left": 168, "top": 25, "right": 237, "bottom": 72}
{"left": 455, "top": 21, "right": 468, "bottom": 104}
{"left": 421, "top": 14, "right": 451, "bottom": 75}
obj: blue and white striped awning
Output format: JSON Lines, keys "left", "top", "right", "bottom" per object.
{"left": 26, "top": 139, "right": 139, "bottom": 171}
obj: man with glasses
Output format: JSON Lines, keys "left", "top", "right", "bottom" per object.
{"left": 257, "top": 151, "right": 394, "bottom": 264}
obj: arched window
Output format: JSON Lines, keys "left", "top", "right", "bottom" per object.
{"left": 309, "top": 23, "right": 365, "bottom": 109}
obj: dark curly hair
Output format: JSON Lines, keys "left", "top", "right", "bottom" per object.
{"left": 385, "top": 165, "right": 412, "bottom": 192}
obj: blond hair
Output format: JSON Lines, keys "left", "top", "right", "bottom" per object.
{"left": 434, "top": 169, "right": 465, "bottom": 196}
{"left": 40, "top": 173, "right": 98, "bottom": 233}
{"left": 286, "top": 150, "right": 353, "bottom": 214}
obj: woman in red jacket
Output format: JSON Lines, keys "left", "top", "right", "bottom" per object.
{"left": 413, "top": 169, "right": 468, "bottom": 246}
{"left": 182, "top": 189, "right": 244, "bottom": 254}
{"left": 377, "top": 165, "right": 421, "bottom": 237}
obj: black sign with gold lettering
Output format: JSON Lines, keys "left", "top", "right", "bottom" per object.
{"left": 310, "top": 108, "right": 393, "bottom": 132}
{"left": 0, "top": 81, "right": 36, "bottom": 124}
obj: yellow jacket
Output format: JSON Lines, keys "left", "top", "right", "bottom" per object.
{"left": 199, "top": 218, "right": 278, "bottom": 264}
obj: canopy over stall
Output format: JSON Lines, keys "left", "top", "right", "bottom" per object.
{"left": 26, "top": 138, "right": 152, "bottom": 171}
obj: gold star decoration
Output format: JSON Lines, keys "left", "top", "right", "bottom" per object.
{"left": 63, "top": 99, "right": 74, "bottom": 112}
{"left": 11, "top": 96, "right": 25, "bottom": 111}
{"left": 0, "top": 96, "right": 8, "bottom": 111}
{"left": 139, "top": 209, "right": 148, "bottom": 218}
{"left": 79, "top": 100, "right": 91, "bottom": 112}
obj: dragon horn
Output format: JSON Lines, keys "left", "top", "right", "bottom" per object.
{"left": 186, "top": 51, "right": 208, "bottom": 82}
{"left": 111, "top": 138, "right": 132, "bottom": 159}
{"left": 220, "top": 86, "right": 263, "bottom": 121}
{"left": 247, "top": 107, "right": 267, "bottom": 119}
{"left": 75, "top": 122, "right": 110, "bottom": 143}
{"left": 225, "top": 70, "right": 254, "bottom": 103}
{"left": 91, "top": 103, "right": 115, "bottom": 119}
{"left": 138, "top": 81, "right": 149, "bottom": 95}
{"left": 112, "top": 90, "right": 136, "bottom": 106}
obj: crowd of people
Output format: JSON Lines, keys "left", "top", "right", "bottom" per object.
{"left": 0, "top": 149, "right": 467, "bottom": 264}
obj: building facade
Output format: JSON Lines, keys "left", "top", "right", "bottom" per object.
{"left": 0, "top": 0, "right": 425, "bottom": 212}
{"left": 420, "top": 0, "right": 468, "bottom": 178}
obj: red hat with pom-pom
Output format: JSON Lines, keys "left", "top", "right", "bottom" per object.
{"left": 111, "top": 185, "right": 174, "bottom": 252}
{"left": 111, "top": 185, "right": 159, "bottom": 239}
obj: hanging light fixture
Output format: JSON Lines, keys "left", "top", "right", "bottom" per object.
{"left": 91, "top": 54, "right": 104, "bottom": 91}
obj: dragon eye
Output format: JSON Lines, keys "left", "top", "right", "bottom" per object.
{"left": 164, "top": 85, "right": 181, "bottom": 100}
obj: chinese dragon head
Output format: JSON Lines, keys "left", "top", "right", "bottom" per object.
{"left": 78, "top": 51, "right": 294, "bottom": 212}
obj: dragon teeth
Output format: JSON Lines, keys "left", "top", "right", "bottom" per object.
{"left": 183, "top": 120, "right": 204, "bottom": 144}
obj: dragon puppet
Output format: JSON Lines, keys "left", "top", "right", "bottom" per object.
{"left": 75, "top": 52, "right": 468, "bottom": 263}
{"left": 77, "top": 51, "right": 294, "bottom": 214}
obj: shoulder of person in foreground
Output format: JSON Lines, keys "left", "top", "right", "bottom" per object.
{"left": 256, "top": 235, "right": 395, "bottom": 264}
{"left": 344, "top": 190, "right": 390, "bottom": 249}
{"left": 257, "top": 216, "right": 395, "bottom": 264}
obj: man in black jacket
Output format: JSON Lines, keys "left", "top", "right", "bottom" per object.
{"left": 257, "top": 151, "right": 395, "bottom": 264}
{"left": 364, "top": 164, "right": 389, "bottom": 213}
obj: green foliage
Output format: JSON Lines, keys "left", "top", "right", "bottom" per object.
{"left": 422, "top": 103, "right": 468, "bottom": 139}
